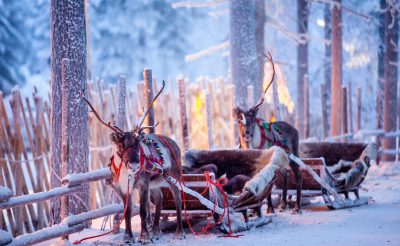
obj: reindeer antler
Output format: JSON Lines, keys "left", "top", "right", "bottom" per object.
{"left": 80, "top": 90, "right": 124, "bottom": 134}
{"left": 136, "top": 80, "right": 166, "bottom": 130}
{"left": 253, "top": 52, "right": 275, "bottom": 109}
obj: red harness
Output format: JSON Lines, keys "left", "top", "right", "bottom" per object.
{"left": 255, "top": 118, "right": 289, "bottom": 152}
{"left": 110, "top": 155, "right": 123, "bottom": 182}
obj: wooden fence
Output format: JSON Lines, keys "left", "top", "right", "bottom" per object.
{"left": 0, "top": 70, "right": 398, "bottom": 238}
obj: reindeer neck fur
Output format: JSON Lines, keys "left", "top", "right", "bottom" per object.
{"left": 244, "top": 146, "right": 289, "bottom": 196}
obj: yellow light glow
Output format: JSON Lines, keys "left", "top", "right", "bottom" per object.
{"left": 263, "top": 63, "right": 295, "bottom": 114}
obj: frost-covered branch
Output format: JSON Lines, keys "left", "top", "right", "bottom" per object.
{"left": 185, "top": 41, "right": 229, "bottom": 62}
{"left": 306, "top": 0, "right": 373, "bottom": 21}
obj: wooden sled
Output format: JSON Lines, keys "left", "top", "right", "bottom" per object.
{"left": 273, "top": 142, "right": 375, "bottom": 210}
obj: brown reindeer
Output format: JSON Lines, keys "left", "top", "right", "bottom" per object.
{"left": 81, "top": 81, "right": 184, "bottom": 244}
{"left": 233, "top": 53, "right": 302, "bottom": 213}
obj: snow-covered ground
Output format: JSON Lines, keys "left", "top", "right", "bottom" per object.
{"left": 39, "top": 162, "right": 400, "bottom": 246}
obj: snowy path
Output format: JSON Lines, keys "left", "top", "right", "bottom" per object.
{"left": 39, "top": 164, "right": 400, "bottom": 246}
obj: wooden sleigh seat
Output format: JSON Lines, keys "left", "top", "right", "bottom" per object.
{"left": 160, "top": 174, "right": 214, "bottom": 218}
{"left": 273, "top": 142, "right": 374, "bottom": 209}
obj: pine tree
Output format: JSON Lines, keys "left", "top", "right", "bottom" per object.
{"left": 0, "top": 1, "right": 27, "bottom": 94}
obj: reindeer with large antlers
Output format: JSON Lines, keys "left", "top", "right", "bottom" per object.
{"left": 81, "top": 81, "right": 184, "bottom": 244}
{"left": 233, "top": 53, "right": 302, "bottom": 213}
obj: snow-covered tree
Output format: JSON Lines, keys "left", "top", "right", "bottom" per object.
{"left": 0, "top": 0, "right": 27, "bottom": 94}
{"left": 230, "top": 0, "right": 259, "bottom": 109}
{"left": 383, "top": 1, "right": 398, "bottom": 161}
{"left": 50, "top": 0, "right": 89, "bottom": 225}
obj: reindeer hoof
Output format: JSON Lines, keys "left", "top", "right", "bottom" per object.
{"left": 267, "top": 207, "right": 275, "bottom": 214}
{"left": 152, "top": 227, "right": 161, "bottom": 240}
{"left": 291, "top": 208, "right": 302, "bottom": 214}
{"left": 139, "top": 234, "right": 152, "bottom": 245}
{"left": 174, "top": 231, "right": 185, "bottom": 240}
{"left": 123, "top": 232, "right": 134, "bottom": 242}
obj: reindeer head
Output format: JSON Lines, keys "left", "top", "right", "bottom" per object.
{"left": 81, "top": 81, "right": 165, "bottom": 180}
{"left": 233, "top": 53, "right": 275, "bottom": 149}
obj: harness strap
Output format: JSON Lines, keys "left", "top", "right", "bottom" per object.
{"left": 110, "top": 156, "right": 123, "bottom": 182}
{"left": 256, "top": 119, "right": 268, "bottom": 149}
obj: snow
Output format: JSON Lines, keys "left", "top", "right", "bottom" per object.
{"left": 0, "top": 229, "right": 13, "bottom": 245}
{"left": 0, "top": 186, "right": 12, "bottom": 202}
{"left": 34, "top": 162, "right": 400, "bottom": 246}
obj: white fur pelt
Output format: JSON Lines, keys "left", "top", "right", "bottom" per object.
{"left": 244, "top": 146, "right": 289, "bottom": 197}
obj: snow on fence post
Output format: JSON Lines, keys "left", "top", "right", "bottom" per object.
{"left": 60, "top": 56, "right": 90, "bottom": 226}
{"left": 356, "top": 87, "right": 361, "bottom": 132}
{"left": 376, "top": 91, "right": 383, "bottom": 164}
{"left": 320, "top": 84, "right": 328, "bottom": 140}
{"left": 117, "top": 75, "right": 127, "bottom": 130}
{"left": 349, "top": 82, "right": 353, "bottom": 133}
{"left": 144, "top": 69, "right": 155, "bottom": 133}
{"left": 10, "top": 88, "right": 26, "bottom": 235}
{"left": 61, "top": 58, "right": 71, "bottom": 238}
{"left": 303, "top": 75, "right": 310, "bottom": 139}
{"left": 206, "top": 94, "right": 214, "bottom": 149}
{"left": 229, "top": 85, "right": 238, "bottom": 146}
{"left": 178, "top": 77, "right": 190, "bottom": 151}
{"left": 341, "top": 87, "right": 348, "bottom": 142}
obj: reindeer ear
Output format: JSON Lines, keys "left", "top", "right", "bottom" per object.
{"left": 233, "top": 106, "right": 241, "bottom": 117}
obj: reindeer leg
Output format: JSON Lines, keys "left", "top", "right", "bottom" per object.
{"left": 123, "top": 196, "right": 134, "bottom": 242}
{"left": 290, "top": 161, "right": 302, "bottom": 214}
{"left": 267, "top": 194, "right": 275, "bottom": 213}
{"left": 279, "top": 168, "right": 288, "bottom": 212}
{"left": 139, "top": 183, "right": 151, "bottom": 245}
{"left": 242, "top": 209, "right": 249, "bottom": 223}
{"left": 344, "top": 191, "right": 350, "bottom": 200}
{"left": 354, "top": 189, "right": 360, "bottom": 200}
{"left": 168, "top": 183, "right": 185, "bottom": 239}
{"left": 150, "top": 188, "right": 162, "bottom": 240}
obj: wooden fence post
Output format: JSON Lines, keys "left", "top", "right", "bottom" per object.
{"left": 117, "top": 75, "right": 127, "bottom": 130}
{"left": 144, "top": 69, "right": 155, "bottom": 133}
{"left": 356, "top": 87, "right": 361, "bottom": 132}
{"left": 60, "top": 57, "right": 89, "bottom": 225}
{"left": 348, "top": 82, "right": 353, "bottom": 133}
{"left": 178, "top": 77, "right": 189, "bottom": 151}
{"left": 320, "top": 84, "right": 328, "bottom": 140}
{"left": 341, "top": 87, "right": 348, "bottom": 142}
{"left": 61, "top": 58, "right": 71, "bottom": 239}
{"left": 229, "top": 85, "right": 238, "bottom": 146}
{"left": 206, "top": 94, "right": 214, "bottom": 149}
{"left": 303, "top": 75, "right": 309, "bottom": 139}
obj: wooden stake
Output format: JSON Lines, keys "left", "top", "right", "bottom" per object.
{"left": 356, "top": 87, "right": 361, "bottom": 132}
{"left": 320, "top": 84, "right": 328, "bottom": 140}
{"left": 178, "top": 78, "right": 189, "bottom": 151}
{"left": 206, "top": 94, "right": 214, "bottom": 149}
{"left": 144, "top": 69, "right": 155, "bottom": 133}
{"left": 348, "top": 82, "right": 353, "bottom": 133}
{"left": 303, "top": 75, "right": 310, "bottom": 139}
{"left": 341, "top": 87, "right": 348, "bottom": 142}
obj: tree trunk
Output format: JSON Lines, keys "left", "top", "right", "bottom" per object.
{"left": 254, "top": 0, "right": 265, "bottom": 99}
{"left": 50, "top": 0, "right": 88, "bottom": 225}
{"left": 230, "top": 0, "right": 259, "bottom": 109}
{"left": 330, "top": 0, "right": 342, "bottom": 137}
{"left": 324, "top": 3, "right": 332, "bottom": 134}
{"left": 383, "top": 5, "right": 398, "bottom": 162}
{"left": 377, "top": 0, "right": 386, "bottom": 132}
{"left": 296, "top": 0, "right": 309, "bottom": 139}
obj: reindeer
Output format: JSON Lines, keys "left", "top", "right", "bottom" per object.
{"left": 81, "top": 81, "right": 184, "bottom": 244}
{"left": 233, "top": 53, "right": 302, "bottom": 213}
